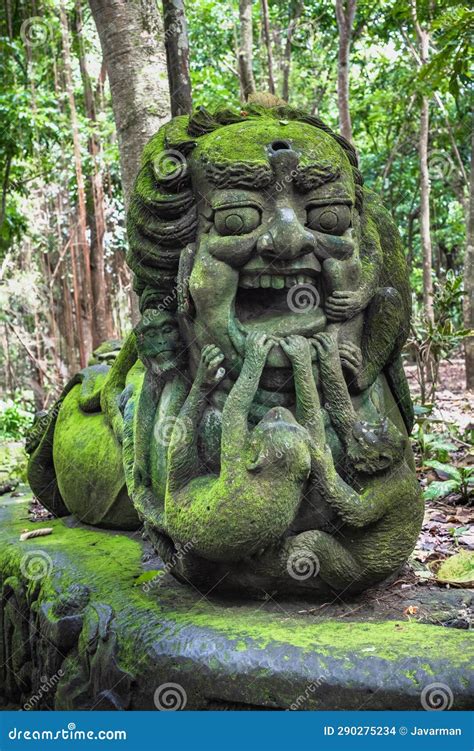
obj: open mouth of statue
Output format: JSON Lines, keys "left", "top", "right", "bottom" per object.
{"left": 230, "top": 253, "right": 327, "bottom": 367}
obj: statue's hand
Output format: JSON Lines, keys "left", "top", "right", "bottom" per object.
{"left": 338, "top": 342, "right": 363, "bottom": 376}
{"left": 312, "top": 332, "right": 340, "bottom": 369}
{"left": 198, "top": 345, "right": 226, "bottom": 388}
{"left": 244, "top": 332, "right": 274, "bottom": 366}
{"left": 280, "top": 335, "right": 312, "bottom": 369}
{"left": 325, "top": 290, "right": 368, "bottom": 321}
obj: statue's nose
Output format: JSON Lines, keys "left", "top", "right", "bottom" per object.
{"left": 256, "top": 208, "right": 316, "bottom": 260}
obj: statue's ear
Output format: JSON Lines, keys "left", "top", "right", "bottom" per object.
{"left": 246, "top": 445, "right": 267, "bottom": 473}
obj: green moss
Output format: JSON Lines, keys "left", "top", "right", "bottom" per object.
{"left": 52, "top": 384, "right": 138, "bottom": 529}
{"left": 0, "top": 504, "right": 468, "bottom": 668}
{"left": 192, "top": 119, "right": 355, "bottom": 198}
{"left": 1, "top": 500, "right": 472, "bottom": 705}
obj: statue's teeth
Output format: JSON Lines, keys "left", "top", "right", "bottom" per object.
{"left": 239, "top": 275, "right": 257, "bottom": 288}
{"left": 239, "top": 273, "right": 314, "bottom": 289}
{"left": 271, "top": 276, "right": 285, "bottom": 289}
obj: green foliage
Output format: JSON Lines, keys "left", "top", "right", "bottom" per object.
{"left": 411, "top": 420, "right": 458, "bottom": 463}
{"left": 0, "top": 441, "right": 28, "bottom": 485}
{"left": 419, "top": 5, "right": 474, "bottom": 100}
{"left": 0, "top": 397, "right": 34, "bottom": 440}
{"left": 423, "top": 460, "right": 474, "bottom": 504}
{"left": 0, "top": 0, "right": 471, "bottom": 416}
{"left": 408, "top": 271, "right": 472, "bottom": 404}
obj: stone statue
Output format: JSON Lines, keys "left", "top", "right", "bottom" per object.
{"left": 27, "top": 103, "right": 423, "bottom": 598}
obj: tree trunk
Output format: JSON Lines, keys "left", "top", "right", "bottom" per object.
{"left": 74, "top": 0, "right": 112, "bottom": 347}
{"left": 418, "top": 96, "right": 434, "bottom": 322}
{"left": 335, "top": 0, "right": 356, "bottom": 142}
{"left": 464, "top": 118, "right": 474, "bottom": 389}
{"left": 281, "top": 0, "right": 303, "bottom": 103}
{"left": 238, "top": 0, "right": 256, "bottom": 101}
{"left": 59, "top": 1, "right": 94, "bottom": 361}
{"left": 260, "top": 0, "right": 275, "bottom": 95}
{"left": 162, "top": 0, "right": 192, "bottom": 116}
{"left": 88, "top": 0, "right": 171, "bottom": 209}
{"left": 411, "top": 1, "right": 434, "bottom": 323}
{"left": 62, "top": 259, "right": 77, "bottom": 374}
{"left": 69, "top": 223, "right": 87, "bottom": 369}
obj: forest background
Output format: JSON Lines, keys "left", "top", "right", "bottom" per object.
{"left": 0, "top": 1, "right": 473, "bottom": 526}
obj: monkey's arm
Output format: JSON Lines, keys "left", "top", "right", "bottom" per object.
{"left": 324, "top": 216, "right": 383, "bottom": 322}
{"left": 100, "top": 331, "right": 138, "bottom": 443}
{"left": 220, "top": 334, "right": 273, "bottom": 468}
{"left": 167, "top": 346, "right": 224, "bottom": 493}
{"left": 280, "top": 337, "right": 325, "bottom": 448}
{"left": 282, "top": 336, "right": 389, "bottom": 528}
{"left": 133, "top": 369, "right": 164, "bottom": 488}
{"left": 312, "top": 333, "right": 357, "bottom": 449}
{"left": 311, "top": 455, "right": 393, "bottom": 527}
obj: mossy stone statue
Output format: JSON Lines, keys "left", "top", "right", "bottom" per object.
{"left": 27, "top": 103, "right": 423, "bottom": 598}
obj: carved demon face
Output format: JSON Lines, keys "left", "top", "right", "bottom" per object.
{"left": 186, "top": 120, "right": 357, "bottom": 385}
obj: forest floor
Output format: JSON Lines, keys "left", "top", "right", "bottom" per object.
{"left": 406, "top": 357, "right": 473, "bottom": 562}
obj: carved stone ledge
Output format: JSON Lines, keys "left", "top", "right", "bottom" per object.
{"left": 1, "top": 498, "right": 472, "bottom": 711}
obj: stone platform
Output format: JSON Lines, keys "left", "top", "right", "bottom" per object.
{"left": 0, "top": 495, "right": 473, "bottom": 711}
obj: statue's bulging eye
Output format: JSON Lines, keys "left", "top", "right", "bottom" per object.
{"left": 214, "top": 206, "right": 261, "bottom": 236}
{"left": 225, "top": 214, "right": 244, "bottom": 233}
{"left": 306, "top": 204, "right": 351, "bottom": 235}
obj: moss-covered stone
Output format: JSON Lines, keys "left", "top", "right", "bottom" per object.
{"left": 27, "top": 103, "right": 422, "bottom": 601}
{"left": 1, "top": 499, "right": 472, "bottom": 711}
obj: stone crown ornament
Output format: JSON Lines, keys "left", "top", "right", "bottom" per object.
{"left": 27, "top": 103, "right": 423, "bottom": 598}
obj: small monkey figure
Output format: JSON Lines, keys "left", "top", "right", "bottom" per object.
{"left": 133, "top": 310, "right": 184, "bottom": 491}
{"left": 275, "top": 334, "right": 422, "bottom": 594}
{"left": 164, "top": 333, "right": 313, "bottom": 562}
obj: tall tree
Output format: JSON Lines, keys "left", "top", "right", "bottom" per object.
{"left": 88, "top": 0, "right": 170, "bottom": 208}
{"left": 281, "top": 0, "right": 303, "bottom": 103}
{"left": 411, "top": 0, "right": 434, "bottom": 323}
{"left": 260, "top": 0, "right": 275, "bottom": 95}
{"left": 335, "top": 0, "right": 356, "bottom": 142}
{"left": 74, "top": 0, "right": 112, "bottom": 347}
{"left": 237, "top": 0, "right": 256, "bottom": 101}
{"left": 464, "top": 120, "right": 474, "bottom": 389}
{"left": 59, "top": 0, "right": 94, "bottom": 363}
{"left": 162, "top": 0, "right": 192, "bottom": 116}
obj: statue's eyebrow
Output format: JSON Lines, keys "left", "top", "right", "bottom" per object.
{"left": 293, "top": 164, "right": 341, "bottom": 192}
{"left": 203, "top": 160, "right": 273, "bottom": 189}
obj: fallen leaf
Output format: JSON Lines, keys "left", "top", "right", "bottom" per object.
{"left": 435, "top": 550, "right": 474, "bottom": 587}
{"left": 458, "top": 534, "right": 474, "bottom": 550}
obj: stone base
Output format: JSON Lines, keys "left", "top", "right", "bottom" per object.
{"left": 1, "top": 495, "right": 473, "bottom": 711}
